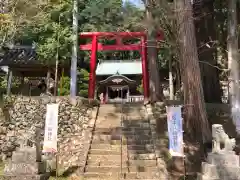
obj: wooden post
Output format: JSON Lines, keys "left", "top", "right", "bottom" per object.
{"left": 7, "top": 70, "right": 12, "bottom": 96}
{"left": 21, "top": 74, "right": 24, "bottom": 95}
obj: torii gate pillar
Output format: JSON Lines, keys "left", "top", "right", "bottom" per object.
{"left": 88, "top": 35, "right": 98, "bottom": 100}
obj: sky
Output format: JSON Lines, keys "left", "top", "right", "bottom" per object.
{"left": 122, "top": 0, "right": 145, "bottom": 9}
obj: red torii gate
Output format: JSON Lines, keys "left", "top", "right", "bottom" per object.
{"left": 79, "top": 31, "right": 163, "bottom": 101}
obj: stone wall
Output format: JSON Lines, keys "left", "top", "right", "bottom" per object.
{"left": 0, "top": 96, "right": 99, "bottom": 172}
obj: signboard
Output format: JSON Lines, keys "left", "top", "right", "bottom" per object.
{"left": 166, "top": 106, "right": 184, "bottom": 157}
{"left": 43, "top": 103, "right": 59, "bottom": 153}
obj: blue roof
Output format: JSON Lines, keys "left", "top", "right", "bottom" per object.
{"left": 96, "top": 60, "right": 142, "bottom": 75}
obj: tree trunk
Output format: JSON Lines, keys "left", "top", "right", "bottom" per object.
{"left": 145, "top": 2, "right": 163, "bottom": 102}
{"left": 175, "top": 0, "right": 211, "bottom": 143}
{"left": 228, "top": 0, "right": 239, "bottom": 125}
{"left": 46, "top": 68, "right": 51, "bottom": 94}
{"left": 193, "top": 0, "right": 222, "bottom": 103}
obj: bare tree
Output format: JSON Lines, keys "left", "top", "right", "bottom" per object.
{"left": 175, "top": 0, "right": 211, "bottom": 143}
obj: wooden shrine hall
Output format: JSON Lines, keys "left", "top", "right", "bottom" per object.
{"left": 0, "top": 45, "right": 71, "bottom": 95}
{"left": 96, "top": 60, "right": 144, "bottom": 103}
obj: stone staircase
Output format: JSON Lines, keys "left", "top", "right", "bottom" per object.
{"left": 83, "top": 103, "right": 162, "bottom": 180}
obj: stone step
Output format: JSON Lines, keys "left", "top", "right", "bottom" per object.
{"left": 83, "top": 172, "right": 160, "bottom": 179}
{"left": 84, "top": 178, "right": 158, "bottom": 180}
{"left": 91, "top": 139, "right": 153, "bottom": 145}
{"left": 4, "top": 162, "right": 46, "bottom": 175}
{"left": 128, "top": 160, "right": 157, "bottom": 167}
{"left": 85, "top": 165, "right": 158, "bottom": 173}
{"left": 128, "top": 153, "right": 156, "bottom": 160}
{"left": 89, "top": 148, "right": 154, "bottom": 155}
{"left": 85, "top": 166, "right": 128, "bottom": 173}
{"left": 86, "top": 159, "right": 157, "bottom": 167}
{"left": 128, "top": 166, "right": 158, "bottom": 173}
{"left": 93, "top": 131, "right": 152, "bottom": 137}
{"left": 87, "top": 153, "right": 156, "bottom": 161}
{"left": 90, "top": 144, "right": 122, "bottom": 150}
{"left": 88, "top": 149, "right": 123, "bottom": 155}
{"left": 122, "top": 121, "right": 150, "bottom": 127}
{"left": 93, "top": 127, "right": 151, "bottom": 134}
{"left": 87, "top": 155, "right": 128, "bottom": 162}
{"left": 122, "top": 127, "right": 152, "bottom": 132}
{"left": 129, "top": 165, "right": 158, "bottom": 172}
{"left": 86, "top": 160, "right": 126, "bottom": 166}
{"left": 127, "top": 144, "right": 155, "bottom": 151}
{"left": 90, "top": 144, "right": 154, "bottom": 151}
{"left": 0, "top": 174, "right": 50, "bottom": 180}
{"left": 92, "top": 134, "right": 152, "bottom": 141}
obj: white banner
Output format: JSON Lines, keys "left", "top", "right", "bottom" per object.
{"left": 166, "top": 106, "right": 184, "bottom": 157}
{"left": 43, "top": 103, "right": 59, "bottom": 153}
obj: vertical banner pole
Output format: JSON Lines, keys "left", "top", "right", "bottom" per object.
{"left": 70, "top": 0, "right": 78, "bottom": 102}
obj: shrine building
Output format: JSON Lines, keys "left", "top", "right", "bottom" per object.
{"left": 96, "top": 60, "right": 143, "bottom": 103}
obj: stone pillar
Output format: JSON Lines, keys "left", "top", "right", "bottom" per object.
{"left": 2, "top": 146, "right": 49, "bottom": 179}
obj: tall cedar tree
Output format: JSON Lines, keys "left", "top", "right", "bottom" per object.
{"left": 144, "top": 0, "right": 163, "bottom": 102}
{"left": 193, "top": 0, "right": 222, "bottom": 103}
{"left": 175, "top": 0, "right": 211, "bottom": 143}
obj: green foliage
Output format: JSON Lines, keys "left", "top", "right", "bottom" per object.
{"left": 12, "top": 0, "right": 72, "bottom": 64}
{"left": 78, "top": 69, "right": 89, "bottom": 98}
{"left": 137, "top": 81, "right": 143, "bottom": 94}
{"left": 79, "top": 0, "right": 145, "bottom": 61}
{"left": 58, "top": 76, "right": 70, "bottom": 96}
{"left": 80, "top": 0, "right": 123, "bottom": 32}
{"left": 0, "top": 0, "right": 48, "bottom": 47}
{"left": 58, "top": 68, "right": 89, "bottom": 97}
